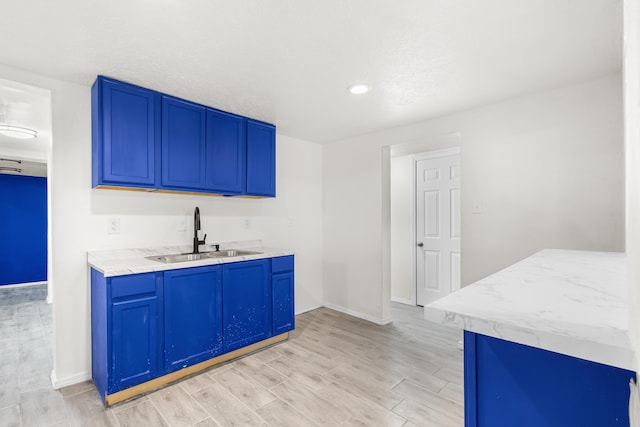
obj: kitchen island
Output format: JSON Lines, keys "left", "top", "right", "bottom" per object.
{"left": 425, "top": 249, "right": 636, "bottom": 426}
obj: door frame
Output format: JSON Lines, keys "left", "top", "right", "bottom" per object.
{"left": 413, "top": 147, "right": 460, "bottom": 306}
{"left": 383, "top": 132, "right": 461, "bottom": 321}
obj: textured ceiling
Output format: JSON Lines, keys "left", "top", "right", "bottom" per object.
{"left": 0, "top": 0, "right": 622, "bottom": 143}
{"left": 0, "top": 79, "right": 51, "bottom": 175}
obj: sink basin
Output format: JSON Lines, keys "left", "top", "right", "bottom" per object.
{"left": 146, "top": 253, "right": 206, "bottom": 263}
{"left": 207, "top": 249, "right": 261, "bottom": 258}
{"left": 146, "top": 249, "right": 261, "bottom": 263}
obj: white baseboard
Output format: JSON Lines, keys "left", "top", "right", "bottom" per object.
{"left": 1, "top": 281, "right": 47, "bottom": 289}
{"left": 51, "top": 369, "right": 91, "bottom": 390}
{"left": 295, "top": 304, "right": 322, "bottom": 316}
{"left": 323, "top": 302, "right": 392, "bottom": 325}
{"left": 391, "top": 296, "right": 415, "bottom": 306}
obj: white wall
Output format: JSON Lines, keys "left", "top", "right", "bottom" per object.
{"left": 88, "top": 134, "right": 324, "bottom": 315}
{"left": 0, "top": 62, "right": 324, "bottom": 387}
{"left": 324, "top": 74, "right": 624, "bottom": 322}
{"left": 390, "top": 154, "right": 414, "bottom": 304}
{"left": 624, "top": 0, "right": 640, "bottom": 372}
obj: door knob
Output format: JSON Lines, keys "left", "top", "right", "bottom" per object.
{"left": 417, "top": 243, "right": 424, "bottom": 247}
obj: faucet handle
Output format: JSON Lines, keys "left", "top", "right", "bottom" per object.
{"left": 201, "top": 234, "right": 207, "bottom": 244}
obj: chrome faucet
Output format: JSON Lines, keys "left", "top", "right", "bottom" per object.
{"left": 193, "top": 207, "right": 207, "bottom": 253}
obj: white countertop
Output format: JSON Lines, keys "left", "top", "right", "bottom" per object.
{"left": 88, "top": 240, "right": 294, "bottom": 277}
{"left": 424, "top": 249, "right": 634, "bottom": 371}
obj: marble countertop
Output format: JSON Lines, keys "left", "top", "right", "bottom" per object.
{"left": 88, "top": 240, "right": 294, "bottom": 277}
{"left": 424, "top": 249, "right": 634, "bottom": 371}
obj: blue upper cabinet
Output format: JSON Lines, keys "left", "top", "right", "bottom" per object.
{"left": 205, "top": 109, "right": 246, "bottom": 194}
{"left": 161, "top": 96, "right": 207, "bottom": 190}
{"left": 92, "top": 76, "right": 276, "bottom": 197}
{"left": 92, "top": 76, "right": 159, "bottom": 187}
{"left": 246, "top": 120, "right": 276, "bottom": 197}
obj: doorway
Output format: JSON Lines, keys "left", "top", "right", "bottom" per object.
{"left": 388, "top": 138, "right": 461, "bottom": 310}
{"left": 0, "top": 77, "right": 54, "bottom": 399}
{"left": 415, "top": 149, "right": 460, "bottom": 306}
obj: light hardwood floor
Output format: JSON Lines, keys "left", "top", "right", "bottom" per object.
{"left": 0, "top": 302, "right": 464, "bottom": 427}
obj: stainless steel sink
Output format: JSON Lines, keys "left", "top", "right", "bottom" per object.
{"left": 146, "top": 249, "right": 261, "bottom": 263}
{"left": 207, "top": 249, "right": 261, "bottom": 258}
{"left": 146, "top": 253, "right": 206, "bottom": 263}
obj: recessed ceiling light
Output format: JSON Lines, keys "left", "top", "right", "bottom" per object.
{"left": 347, "top": 84, "right": 370, "bottom": 95}
{"left": 0, "top": 124, "right": 38, "bottom": 139}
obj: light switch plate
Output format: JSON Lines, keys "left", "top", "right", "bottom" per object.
{"left": 108, "top": 217, "right": 120, "bottom": 234}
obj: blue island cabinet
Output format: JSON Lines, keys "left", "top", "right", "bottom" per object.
{"left": 91, "top": 269, "right": 161, "bottom": 403}
{"left": 464, "top": 331, "right": 636, "bottom": 427}
{"left": 164, "top": 265, "right": 222, "bottom": 372}
{"left": 92, "top": 77, "right": 159, "bottom": 188}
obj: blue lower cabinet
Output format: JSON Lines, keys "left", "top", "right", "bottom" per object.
{"left": 222, "top": 259, "right": 271, "bottom": 352}
{"left": 164, "top": 266, "right": 222, "bottom": 372}
{"left": 112, "top": 295, "right": 159, "bottom": 390}
{"left": 464, "top": 331, "right": 636, "bottom": 427}
{"left": 91, "top": 269, "right": 161, "bottom": 403}
{"left": 91, "top": 256, "right": 294, "bottom": 405}
{"left": 271, "top": 256, "right": 295, "bottom": 335}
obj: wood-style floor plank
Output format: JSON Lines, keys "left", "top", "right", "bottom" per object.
{"left": 6, "top": 298, "right": 464, "bottom": 427}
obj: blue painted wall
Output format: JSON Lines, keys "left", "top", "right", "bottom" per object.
{"left": 0, "top": 174, "right": 47, "bottom": 285}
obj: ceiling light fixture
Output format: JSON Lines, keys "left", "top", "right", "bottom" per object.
{"left": 0, "top": 167, "right": 22, "bottom": 173}
{"left": 0, "top": 124, "right": 38, "bottom": 139}
{"left": 347, "top": 84, "right": 370, "bottom": 95}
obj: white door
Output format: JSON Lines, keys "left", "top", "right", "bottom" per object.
{"left": 416, "top": 150, "right": 460, "bottom": 306}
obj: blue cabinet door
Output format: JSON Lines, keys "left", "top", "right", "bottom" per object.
{"left": 161, "top": 96, "right": 207, "bottom": 190}
{"left": 246, "top": 120, "right": 276, "bottom": 197}
{"left": 272, "top": 272, "right": 294, "bottom": 335}
{"left": 92, "top": 76, "right": 158, "bottom": 187}
{"left": 206, "top": 109, "right": 246, "bottom": 194}
{"left": 222, "top": 259, "right": 271, "bottom": 352}
{"left": 164, "top": 266, "right": 223, "bottom": 372}
{"left": 464, "top": 331, "right": 635, "bottom": 427}
{"left": 111, "top": 295, "right": 159, "bottom": 392}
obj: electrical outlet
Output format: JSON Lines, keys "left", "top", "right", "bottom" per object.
{"left": 287, "top": 217, "right": 294, "bottom": 227}
{"left": 471, "top": 200, "right": 484, "bottom": 214}
{"left": 176, "top": 216, "right": 187, "bottom": 232}
{"left": 244, "top": 218, "right": 251, "bottom": 229}
{"left": 108, "top": 217, "right": 120, "bottom": 234}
